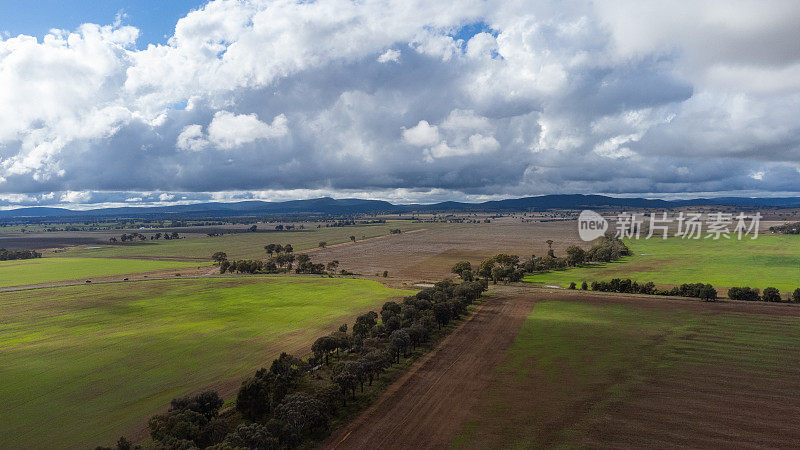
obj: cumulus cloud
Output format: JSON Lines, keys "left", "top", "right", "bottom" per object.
{"left": 1, "top": 0, "right": 800, "bottom": 205}
{"left": 207, "top": 112, "right": 288, "bottom": 149}
{"left": 402, "top": 120, "right": 440, "bottom": 147}
{"left": 377, "top": 49, "right": 401, "bottom": 63}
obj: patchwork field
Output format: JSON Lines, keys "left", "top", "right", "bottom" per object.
{"left": 311, "top": 221, "right": 585, "bottom": 279}
{"left": 525, "top": 234, "right": 800, "bottom": 292}
{"left": 0, "top": 257, "right": 203, "bottom": 288}
{"left": 454, "top": 290, "right": 800, "bottom": 447}
{"left": 0, "top": 277, "right": 413, "bottom": 448}
{"left": 334, "top": 288, "right": 800, "bottom": 448}
{"left": 60, "top": 220, "right": 427, "bottom": 261}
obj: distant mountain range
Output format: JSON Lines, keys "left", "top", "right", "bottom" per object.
{"left": 1, "top": 194, "right": 799, "bottom": 220}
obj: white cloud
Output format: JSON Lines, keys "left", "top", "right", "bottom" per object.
{"left": 1, "top": 0, "right": 800, "bottom": 204}
{"left": 207, "top": 111, "right": 288, "bottom": 149}
{"left": 402, "top": 120, "right": 440, "bottom": 147}
{"left": 176, "top": 124, "right": 207, "bottom": 152}
{"left": 377, "top": 49, "right": 401, "bottom": 63}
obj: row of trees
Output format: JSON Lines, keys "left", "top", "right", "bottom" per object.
{"left": 113, "top": 279, "right": 487, "bottom": 449}
{"left": 109, "top": 232, "right": 180, "bottom": 243}
{"left": 588, "top": 278, "right": 718, "bottom": 301}
{"left": 729, "top": 286, "right": 800, "bottom": 303}
{"left": 768, "top": 222, "right": 800, "bottom": 235}
{"left": 452, "top": 234, "right": 632, "bottom": 284}
{"left": 0, "top": 248, "right": 41, "bottom": 260}
{"left": 217, "top": 253, "right": 338, "bottom": 276}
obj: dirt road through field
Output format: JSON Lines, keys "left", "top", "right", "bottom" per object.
{"left": 326, "top": 293, "right": 536, "bottom": 449}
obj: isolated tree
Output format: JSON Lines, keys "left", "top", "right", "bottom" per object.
{"left": 581, "top": 281, "right": 589, "bottom": 290}
{"left": 211, "top": 252, "right": 227, "bottom": 263}
{"left": 349, "top": 235, "right": 356, "bottom": 242}
{"left": 793, "top": 288, "right": 800, "bottom": 303}
{"left": 318, "top": 241, "right": 327, "bottom": 249}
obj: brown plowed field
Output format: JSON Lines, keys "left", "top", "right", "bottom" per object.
{"left": 327, "top": 287, "right": 800, "bottom": 449}
{"left": 326, "top": 293, "right": 538, "bottom": 449}
{"left": 311, "top": 221, "right": 584, "bottom": 280}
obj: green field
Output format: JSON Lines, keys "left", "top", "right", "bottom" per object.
{"left": 524, "top": 235, "right": 800, "bottom": 292}
{"left": 0, "top": 257, "right": 203, "bottom": 288}
{"left": 61, "top": 221, "right": 427, "bottom": 261}
{"left": 0, "top": 277, "right": 414, "bottom": 448}
{"left": 453, "top": 299, "right": 800, "bottom": 447}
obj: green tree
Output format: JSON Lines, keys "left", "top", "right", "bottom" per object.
{"left": 211, "top": 251, "right": 227, "bottom": 263}
{"left": 763, "top": 287, "right": 781, "bottom": 302}
{"left": 565, "top": 246, "right": 586, "bottom": 266}
{"left": 236, "top": 369, "right": 272, "bottom": 421}
{"left": 451, "top": 261, "right": 472, "bottom": 279}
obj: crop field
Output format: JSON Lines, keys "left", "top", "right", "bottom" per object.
{"left": 311, "top": 220, "right": 585, "bottom": 279}
{"left": 60, "top": 220, "right": 427, "bottom": 261}
{"left": 335, "top": 288, "right": 800, "bottom": 448}
{"left": 0, "top": 277, "right": 413, "bottom": 448}
{"left": 525, "top": 234, "right": 800, "bottom": 292}
{"left": 0, "top": 257, "right": 203, "bottom": 288}
{"left": 453, "top": 291, "right": 800, "bottom": 447}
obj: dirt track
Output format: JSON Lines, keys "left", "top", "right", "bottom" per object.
{"left": 326, "top": 294, "right": 537, "bottom": 449}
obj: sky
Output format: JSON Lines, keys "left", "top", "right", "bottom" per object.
{"left": 1, "top": 0, "right": 800, "bottom": 208}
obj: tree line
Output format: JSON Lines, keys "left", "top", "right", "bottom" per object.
{"left": 450, "top": 234, "right": 631, "bottom": 284}
{"left": 585, "top": 278, "right": 718, "bottom": 301}
{"left": 728, "top": 286, "right": 800, "bottom": 303}
{"left": 0, "top": 248, "right": 41, "bottom": 260}
{"left": 109, "top": 232, "right": 180, "bottom": 243}
{"left": 98, "top": 279, "right": 488, "bottom": 449}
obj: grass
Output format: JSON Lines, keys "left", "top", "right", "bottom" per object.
{"left": 0, "top": 257, "right": 203, "bottom": 287}
{"left": 452, "top": 299, "right": 800, "bottom": 448}
{"left": 60, "top": 220, "right": 426, "bottom": 261}
{"left": 524, "top": 234, "right": 800, "bottom": 292}
{"left": 0, "top": 277, "right": 414, "bottom": 448}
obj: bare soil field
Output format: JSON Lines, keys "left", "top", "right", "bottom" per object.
{"left": 311, "top": 221, "right": 584, "bottom": 280}
{"left": 328, "top": 287, "right": 800, "bottom": 449}
{"left": 326, "top": 292, "right": 537, "bottom": 449}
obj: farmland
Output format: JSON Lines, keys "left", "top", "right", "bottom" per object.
{"left": 333, "top": 288, "right": 800, "bottom": 448}
{"left": 0, "top": 277, "right": 413, "bottom": 448}
{"left": 60, "top": 220, "right": 427, "bottom": 261}
{"left": 0, "top": 257, "right": 203, "bottom": 288}
{"left": 525, "top": 234, "right": 800, "bottom": 292}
